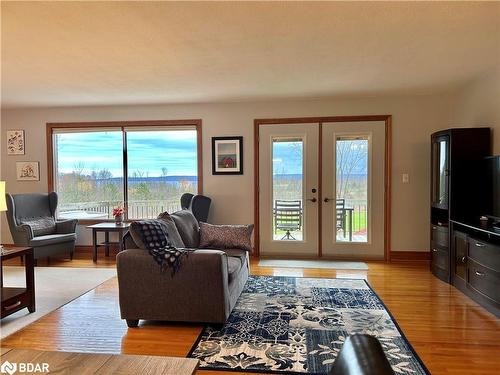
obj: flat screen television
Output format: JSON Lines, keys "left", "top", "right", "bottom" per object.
{"left": 483, "top": 155, "right": 500, "bottom": 223}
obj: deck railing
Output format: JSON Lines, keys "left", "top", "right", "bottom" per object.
{"left": 59, "top": 199, "right": 181, "bottom": 219}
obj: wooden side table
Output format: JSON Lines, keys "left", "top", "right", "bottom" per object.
{"left": 87, "top": 223, "right": 131, "bottom": 263}
{"left": 1, "top": 246, "right": 35, "bottom": 319}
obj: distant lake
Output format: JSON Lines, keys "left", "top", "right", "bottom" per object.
{"left": 67, "top": 174, "right": 367, "bottom": 184}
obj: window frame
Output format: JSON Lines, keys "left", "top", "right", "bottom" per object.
{"left": 47, "top": 119, "right": 203, "bottom": 224}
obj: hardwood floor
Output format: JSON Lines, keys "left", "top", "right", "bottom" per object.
{"left": 1, "top": 251, "right": 500, "bottom": 374}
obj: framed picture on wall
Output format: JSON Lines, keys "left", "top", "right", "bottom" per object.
{"left": 212, "top": 136, "right": 243, "bottom": 175}
{"left": 16, "top": 161, "right": 40, "bottom": 181}
{"left": 7, "top": 130, "right": 25, "bottom": 155}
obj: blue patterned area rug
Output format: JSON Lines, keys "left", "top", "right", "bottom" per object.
{"left": 188, "top": 276, "right": 429, "bottom": 375}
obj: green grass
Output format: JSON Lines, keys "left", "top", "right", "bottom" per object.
{"left": 271, "top": 210, "right": 367, "bottom": 239}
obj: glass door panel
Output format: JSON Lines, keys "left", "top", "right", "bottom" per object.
{"left": 55, "top": 130, "right": 124, "bottom": 220}
{"left": 322, "top": 121, "right": 385, "bottom": 259}
{"left": 335, "top": 136, "right": 369, "bottom": 243}
{"left": 431, "top": 136, "right": 449, "bottom": 208}
{"left": 272, "top": 138, "right": 304, "bottom": 241}
{"left": 126, "top": 129, "right": 198, "bottom": 219}
{"left": 259, "top": 124, "right": 319, "bottom": 257}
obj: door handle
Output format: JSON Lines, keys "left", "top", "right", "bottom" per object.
{"left": 475, "top": 271, "right": 485, "bottom": 277}
{"left": 461, "top": 256, "right": 466, "bottom": 263}
{"left": 324, "top": 197, "right": 332, "bottom": 202}
{"left": 475, "top": 242, "right": 486, "bottom": 248}
{"left": 307, "top": 198, "right": 317, "bottom": 203}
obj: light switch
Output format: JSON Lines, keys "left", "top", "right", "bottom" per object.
{"left": 402, "top": 173, "right": 409, "bottom": 184}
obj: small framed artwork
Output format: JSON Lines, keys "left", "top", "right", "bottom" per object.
{"left": 16, "top": 161, "right": 40, "bottom": 181}
{"left": 212, "top": 136, "right": 243, "bottom": 175}
{"left": 7, "top": 130, "right": 25, "bottom": 155}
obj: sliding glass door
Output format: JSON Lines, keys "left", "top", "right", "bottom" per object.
{"left": 52, "top": 124, "right": 200, "bottom": 220}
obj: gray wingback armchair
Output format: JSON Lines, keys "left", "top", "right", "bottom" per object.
{"left": 5, "top": 192, "right": 78, "bottom": 260}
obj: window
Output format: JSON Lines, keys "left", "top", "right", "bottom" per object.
{"left": 335, "top": 136, "right": 369, "bottom": 243}
{"left": 272, "top": 138, "right": 304, "bottom": 241}
{"left": 49, "top": 121, "right": 201, "bottom": 221}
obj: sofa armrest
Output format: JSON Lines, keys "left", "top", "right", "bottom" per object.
{"left": 56, "top": 219, "right": 78, "bottom": 234}
{"left": 116, "top": 249, "right": 231, "bottom": 323}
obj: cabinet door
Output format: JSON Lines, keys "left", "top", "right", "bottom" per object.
{"left": 431, "top": 135, "right": 449, "bottom": 208}
{"left": 453, "top": 231, "right": 467, "bottom": 281}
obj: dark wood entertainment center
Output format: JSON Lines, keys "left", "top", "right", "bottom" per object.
{"left": 430, "top": 128, "right": 499, "bottom": 317}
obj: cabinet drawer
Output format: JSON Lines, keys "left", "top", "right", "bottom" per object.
{"left": 431, "top": 247, "right": 449, "bottom": 271}
{"left": 468, "top": 237, "right": 500, "bottom": 271}
{"left": 468, "top": 260, "right": 500, "bottom": 303}
{"left": 431, "top": 225, "right": 449, "bottom": 248}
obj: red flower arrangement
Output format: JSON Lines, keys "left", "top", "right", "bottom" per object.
{"left": 112, "top": 207, "right": 125, "bottom": 218}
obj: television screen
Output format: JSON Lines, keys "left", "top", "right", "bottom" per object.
{"left": 484, "top": 156, "right": 500, "bottom": 220}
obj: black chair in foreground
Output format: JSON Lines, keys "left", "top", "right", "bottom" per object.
{"left": 329, "top": 334, "right": 394, "bottom": 375}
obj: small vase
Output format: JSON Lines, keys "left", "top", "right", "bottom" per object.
{"left": 115, "top": 214, "right": 124, "bottom": 225}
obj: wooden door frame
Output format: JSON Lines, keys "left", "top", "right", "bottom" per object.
{"left": 254, "top": 115, "right": 392, "bottom": 261}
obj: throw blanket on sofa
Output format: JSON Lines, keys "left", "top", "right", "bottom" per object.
{"left": 130, "top": 220, "right": 193, "bottom": 275}
{"left": 149, "top": 245, "right": 193, "bottom": 275}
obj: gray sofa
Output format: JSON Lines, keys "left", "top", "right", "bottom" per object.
{"left": 5, "top": 192, "right": 78, "bottom": 260}
{"left": 116, "top": 210, "right": 249, "bottom": 327}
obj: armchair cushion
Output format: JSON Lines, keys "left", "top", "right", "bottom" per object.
{"left": 29, "top": 233, "right": 77, "bottom": 247}
{"left": 19, "top": 217, "right": 56, "bottom": 236}
{"left": 199, "top": 222, "right": 254, "bottom": 252}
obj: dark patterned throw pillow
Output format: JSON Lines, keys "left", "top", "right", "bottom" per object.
{"left": 130, "top": 220, "right": 170, "bottom": 250}
{"left": 129, "top": 219, "right": 192, "bottom": 275}
{"left": 199, "top": 222, "right": 254, "bottom": 252}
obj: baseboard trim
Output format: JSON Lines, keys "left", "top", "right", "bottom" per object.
{"left": 390, "top": 251, "right": 430, "bottom": 261}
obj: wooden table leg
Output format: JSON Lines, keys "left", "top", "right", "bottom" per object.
{"left": 93, "top": 229, "right": 98, "bottom": 262}
{"left": 105, "top": 231, "right": 110, "bottom": 257}
{"left": 26, "top": 249, "right": 35, "bottom": 313}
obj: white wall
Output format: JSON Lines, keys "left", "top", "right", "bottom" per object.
{"left": 452, "top": 66, "right": 500, "bottom": 152}
{"left": 1, "top": 93, "right": 459, "bottom": 251}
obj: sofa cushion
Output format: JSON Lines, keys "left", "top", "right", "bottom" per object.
{"left": 199, "top": 223, "right": 253, "bottom": 252}
{"left": 20, "top": 217, "right": 56, "bottom": 236}
{"left": 29, "top": 233, "right": 76, "bottom": 246}
{"left": 157, "top": 212, "right": 185, "bottom": 248}
{"left": 129, "top": 220, "right": 169, "bottom": 250}
{"left": 170, "top": 210, "right": 200, "bottom": 248}
{"left": 227, "top": 256, "right": 243, "bottom": 283}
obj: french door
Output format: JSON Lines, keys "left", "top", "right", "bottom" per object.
{"left": 258, "top": 119, "right": 387, "bottom": 259}
{"left": 259, "top": 124, "right": 320, "bottom": 256}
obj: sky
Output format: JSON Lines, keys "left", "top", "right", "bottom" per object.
{"left": 272, "top": 139, "right": 368, "bottom": 175}
{"left": 56, "top": 130, "right": 198, "bottom": 177}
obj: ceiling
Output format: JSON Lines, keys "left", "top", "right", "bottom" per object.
{"left": 1, "top": 1, "right": 499, "bottom": 108}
